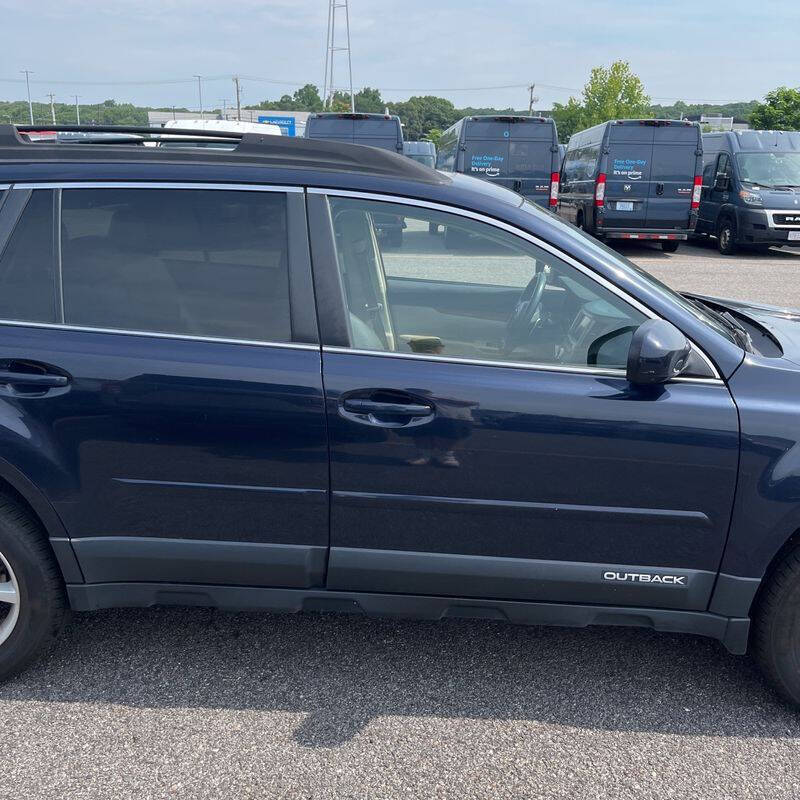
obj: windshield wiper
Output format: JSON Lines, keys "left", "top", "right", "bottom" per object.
{"left": 685, "top": 297, "right": 753, "bottom": 352}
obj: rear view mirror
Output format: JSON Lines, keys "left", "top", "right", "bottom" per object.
{"left": 627, "top": 320, "right": 691, "bottom": 385}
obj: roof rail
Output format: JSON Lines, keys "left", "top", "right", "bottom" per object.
{"left": 0, "top": 123, "right": 446, "bottom": 184}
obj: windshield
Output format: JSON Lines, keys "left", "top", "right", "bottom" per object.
{"left": 736, "top": 152, "right": 800, "bottom": 187}
{"left": 517, "top": 199, "right": 739, "bottom": 346}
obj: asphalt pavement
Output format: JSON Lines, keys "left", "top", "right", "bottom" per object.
{"left": 3, "top": 240, "right": 800, "bottom": 800}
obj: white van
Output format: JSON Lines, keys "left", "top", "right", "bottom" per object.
{"left": 154, "top": 118, "right": 282, "bottom": 148}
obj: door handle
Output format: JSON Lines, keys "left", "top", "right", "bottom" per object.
{"left": 0, "top": 371, "right": 68, "bottom": 388}
{"left": 342, "top": 398, "right": 432, "bottom": 417}
{"left": 339, "top": 392, "right": 434, "bottom": 428}
{"left": 656, "top": 182, "right": 665, "bottom": 196}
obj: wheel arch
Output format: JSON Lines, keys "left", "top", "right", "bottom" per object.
{"left": 0, "top": 457, "right": 82, "bottom": 585}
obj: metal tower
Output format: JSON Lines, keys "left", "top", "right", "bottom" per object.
{"left": 322, "top": 0, "right": 355, "bottom": 112}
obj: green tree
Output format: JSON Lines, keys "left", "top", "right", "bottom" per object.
{"left": 750, "top": 87, "right": 800, "bottom": 130}
{"left": 549, "top": 97, "right": 585, "bottom": 142}
{"left": 354, "top": 87, "right": 384, "bottom": 113}
{"left": 426, "top": 128, "right": 444, "bottom": 147}
{"left": 580, "top": 60, "right": 650, "bottom": 126}
{"left": 388, "top": 95, "right": 459, "bottom": 140}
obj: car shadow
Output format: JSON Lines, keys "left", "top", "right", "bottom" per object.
{"left": 2, "top": 608, "right": 796, "bottom": 748}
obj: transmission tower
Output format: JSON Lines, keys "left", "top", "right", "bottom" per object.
{"left": 322, "top": 0, "right": 355, "bottom": 112}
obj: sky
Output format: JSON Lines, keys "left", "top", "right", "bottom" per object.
{"left": 0, "top": 0, "right": 798, "bottom": 111}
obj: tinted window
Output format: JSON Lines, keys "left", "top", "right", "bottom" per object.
{"left": 0, "top": 190, "right": 57, "bottom": 323}
{"left": 61, "top": 188, "right": 292, "bottom": 342}
{"left": 328, "top": 196, "right": 647, "bottom": 370}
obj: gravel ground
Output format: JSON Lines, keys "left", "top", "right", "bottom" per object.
{"left": 3, "top": 242, "right": 800, "bottom": 800}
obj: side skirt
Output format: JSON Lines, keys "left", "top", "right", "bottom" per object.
{"left": 67, "top": 583, "right": 751, "bottom": 655}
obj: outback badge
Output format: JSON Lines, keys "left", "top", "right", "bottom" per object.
{"left": 603, "top": 571, "right": 687, "bottom": 586}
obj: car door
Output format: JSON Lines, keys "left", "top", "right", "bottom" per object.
{"left": 308, "top": 190, "right": 739, "bottom": 612}
{"left": 0, "top": 183, "right": 328, "bottom": 588}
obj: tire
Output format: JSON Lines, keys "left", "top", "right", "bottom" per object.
{"left": 661, "top": 240, "right": 680, "bottom": 253}
{"left": 753, "top": 542, "right": 800, "bottom": 706}
{"left": 0, "top": 495, "right": 66, "bottom": 681}
{"left": 717, "top": 217, "right": 738, "bottom": 255}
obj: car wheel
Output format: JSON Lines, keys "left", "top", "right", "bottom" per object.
{"left": 661, "top": 241, "right": 680, "bottom": 253}
{"left": 0, "top": 495, "right": 66, "bottom": 681}
{"left": 717, "top": 218, "right": 738, "bottom": 255}
{"left": 751, "top": 543, "right": 800, "bottom": 706}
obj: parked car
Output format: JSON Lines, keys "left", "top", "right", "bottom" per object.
{"left": 436, "top": 115, "right": 561, "bottom": 209}
{"left": 403, "top": 140, "right": 436, "bottom": 168}
{"left": 695, "top": 130, "right": 800, "bottom": 254}
{"left": 558, "top": 119, "right": 703, "bottom": 252}
{"left": 5, "top": 124, "right": 800, "bottom": 706}
{"left": 306, "top": 112, "right": 405, "bottom": 245}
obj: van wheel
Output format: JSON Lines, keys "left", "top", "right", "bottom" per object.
{"left": 575, "top": 212, "right": 585, "bottom": 232}
{"left": 717, "top": 218, "right": 738, "bottom": 255}
{"left": 0, "top": 496, "right": 66, "bottom": 681}
{"left": 661, "top": 241, "right": 680, "bottom": 253}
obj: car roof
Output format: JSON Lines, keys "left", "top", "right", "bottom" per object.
{"left": 0, "top": 124, "right": 440, "bottom": 185}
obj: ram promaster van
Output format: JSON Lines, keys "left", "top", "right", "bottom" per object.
{"left": 558, "top": 119, "right": 703, "bottom": 252}
{"left": 696, "top": 130, "right": 800, "bottom": 254}
{"left": 305, "top": 112, "right": 404, "bottom": 153}
{"left": 436, "top": 116, "right": 560, "bottom": 208}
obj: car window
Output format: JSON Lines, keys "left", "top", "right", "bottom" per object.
{"left": 327, "top": 196, "right": 647, "bottom": 370}
{"left": 0, "top": 190, "right": 57, "bottom": 323}
{"left": 60, "top": 188, "right": 292, "bottom": 342}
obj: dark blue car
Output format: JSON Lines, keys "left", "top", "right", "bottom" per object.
{"left": 1, "top": 124, "right": 800, "bottom": 705}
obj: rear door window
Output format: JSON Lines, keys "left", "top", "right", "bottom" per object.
{"left": 0, "top": 190, "right": 57, "bottom": 323}
{"left": 60, "top": 188, "right": 293, "bottom": 342}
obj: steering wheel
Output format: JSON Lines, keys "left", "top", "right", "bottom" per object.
{"left": 503, "top": 265, "right": 551, "bottom": 355}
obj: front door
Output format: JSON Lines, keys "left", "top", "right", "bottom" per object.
{"left": 0, "top": 184, "right": 328, "bottom": 589}
{"left": 310, "top": 192, "right": 739, "bottom": 611}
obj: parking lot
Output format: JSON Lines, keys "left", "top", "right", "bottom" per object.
{"left": 3, "top": 242, "right": 800, "bottom": 800}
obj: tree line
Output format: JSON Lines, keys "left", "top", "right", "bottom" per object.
{"left": 1, "top": 61, "right": 797, "bottom": 143}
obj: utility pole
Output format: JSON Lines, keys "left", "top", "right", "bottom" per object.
{"left": 46, "top": 93, "right": 56, "bottom": 124}
{"left": 322, "top": 0, "right": 355, "bottom": 112}
{"left": 233, "top": 76, "right": 242, "bottom": 121}
{"left": 171, "top": 106, "right": 177, "bottom": 120}
{"left": 528, "top": 84, "right": 538, "bottom": 116}
{"left": 193, "top": 75, "right": 203, "bottom": 119}
{"left": 218, "top": 99, "right": 229, "bottom": 119}
{"left": 74, "top": 95, "right": 81, "bottom": 125}
{"left": 20, "top": 70, "right": 34, "bottom": 124}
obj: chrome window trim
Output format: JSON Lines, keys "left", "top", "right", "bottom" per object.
{"left": 310, "top": 187, "right": 723, "bottom": 382}
{"left": 322, "top": 345, "right": 723, "bottom": 385}
{"left": 0, "top": 319, "right": 320, "bottom": 351}
{"left": 765, "top": 209, "right": 800, "bottom": 230}
{"left": 11, "top": 182, "right": 302, "bottom": 193}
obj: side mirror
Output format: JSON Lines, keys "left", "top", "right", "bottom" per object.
{"left": 627, "top": 319, "right": 691, "bottom": 385}
{"left": 714, "top": 175, "right": 730, "bottom": 192}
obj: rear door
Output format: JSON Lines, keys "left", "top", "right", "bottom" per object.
{"left": 645, "top": 125, "right": 699, "bottom": 230}
{"left": 604, "top": 124, "right": 653, "bottom": 229}
{"left": 509, "top": 121, "right": 556, "bottom": 205}
{"left": 460, "top": 119, "right": 512, "bottom": 191}
{"left": 307, "top": 116, "right": 355, "bottom": 143}
{"left": 0, "top": 183, "right": 328, "bottom": 589}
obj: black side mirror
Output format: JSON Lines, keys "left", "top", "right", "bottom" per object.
{"left": 627, "top": 319, "right": 691, "bottom": 385}
{"left": 714, "top": 175, "right": 730, "bottom": 192}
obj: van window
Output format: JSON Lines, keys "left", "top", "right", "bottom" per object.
{"left": 0, "top": 190, "right": 57, "bottom": 323}
{"left": 60, "top": 188, "right": 292, "bottom": 342}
